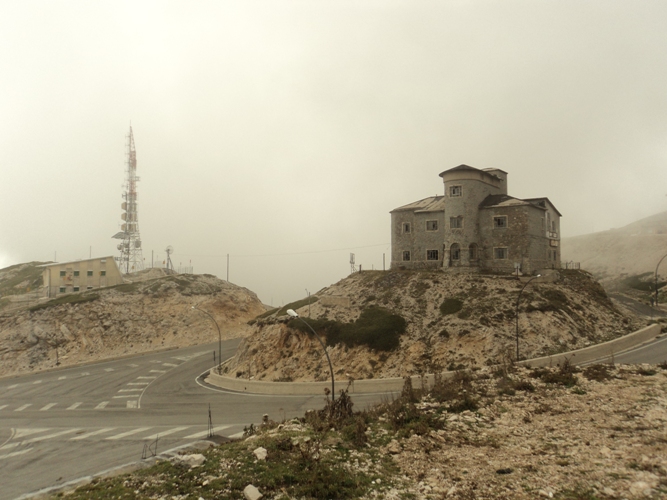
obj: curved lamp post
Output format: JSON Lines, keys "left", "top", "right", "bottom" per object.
{"left": 655, "top": 252, "right": 667, "bottom": 307}
{"left": 192, "top": 306, "right": 222, "bottom": 374}
{"left": 515, "top": 274, "right": 541, "bottom": 361}
{"left": 287, "top": 309, "right": 335, "bottom": 401}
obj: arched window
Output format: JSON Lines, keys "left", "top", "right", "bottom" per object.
{"left": 469, "top": 243, "right": 478, "bottom": 261}
{"left": 450, "top": 243, "right": 461, "bottom": 261}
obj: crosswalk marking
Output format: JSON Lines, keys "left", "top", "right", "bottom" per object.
{"left": 162, "top": 363, "right": 178, "bottom": 367}
{"left": 118, "top": 388, "right": 143, "bottom": 392}
{"left": 106, "top": 427, "right": 151, "bottom": 440}
{"left": 137, "top": 376, "right": 157, "bottom": 379}
{"left": 150, "top": 360, "right": 162, "bottom": 364}
{"left": 104, "top": 368, "right": 115, "bottom": 372}
{"left": 126, "top": 400, "right": 137, "bottom": 409}
{"left": 143, "top": 426, "right": 191, "bottom": 440}
{"left": 0, "top": 448, "right": 32, "bottom": 460}
{"left": 70, "top": 428, "right": 116, "bottom": 441}
{"left": 128, "top": 363, "right": 139, "bottom": 367}
{"left": 150, "top": 370, "right": 166, "bottom": 374}
{"left": 32, "top": 380, "right": 42, "bottom": 385}
{"left": 58, "top": 376, "right": 67, "bottom": 380}
{"left": 67, "top": 402, "right": 82, "bottom": 410}
{"left": 0, "top": 405, "right": 8, "bottom": 411}
{"left": 40, "top": 403, "right": 57, "bottom": 411}
{"left": 184, "top": 425, "right": 232, "bottom": 439}
{"left": 95, "top": 401, "right": 109, "bottom": 409}
{"left": 15, "top": 404, "right": 31, "bottom": 412}
{"left": 112, "top": 395, "right": 137, "bottom": 399}
{"left": 14, "top": 428, "right": 50, "bottom": 439}
{"left": 21, "top": 429, "right": 80, "bottom": 444}
{"left": 127, "top": 382, "right": 149, "bottom": 386}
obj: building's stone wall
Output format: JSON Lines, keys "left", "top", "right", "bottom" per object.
{"left": 391, "top": 209, "right": 445, "bottom": 269}
{"left": 42, "top": 256, "right": 123, "bottom": 297}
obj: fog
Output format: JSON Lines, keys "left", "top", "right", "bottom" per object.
{"left": 2, "top": 1, "right": 667, "bottom": 304}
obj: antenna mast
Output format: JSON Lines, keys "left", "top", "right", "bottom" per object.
{"left": 113, "top": 126, "right": 144, "bottom": 274}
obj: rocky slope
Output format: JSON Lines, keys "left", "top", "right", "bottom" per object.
{"left": 0, "top": 273, "right": 266, "bottom": 378}
{"left": 224, "top": 269, "right": 645, "bottom": 382}
{"left": 561, "top": 211, "right": 667, "bottom": 281}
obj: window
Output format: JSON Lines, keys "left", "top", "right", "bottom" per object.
{"left": 494, "top": 248, "right": 508, "bottom": 260}
{"left": 60, "top": 271, "right": 66, "bottom": 277}
{"left": 426, "top": 220, "right": 438, "bottom": 231}
{"left": 450, "top": 216, "right": 463, "bottom": 229}
{"left": 73, "top": 286, "right": 80, "bottom": 292}
{"left": 493, "top": 216, "right": 508, "bottom": 228}
{"left": 402, "top": 251, "right": 411, "bottom": 261}
{"left": 100, "top": 270, "right": 106, "bottom": 276}
{"left": 59, "top": 287, "right": 66, "bottom": 293}
{"left": 87, "top": 270, "right": 93, "bottom": 276}
{"left": 87, "top": 286, "right": 93, "bottom": 290}
{"left": 469, "top": 243, "right": 478, "bottom": 261}
{"left": 551, "top": 220, "right": 556, "bottom": 232}
{"left": 403, "top": 223, "right": 411, "bottom": 233}
{"left": 450, "top": 185, "right": 462, "bottom": 197}
{"left": 426, "top": 250, "right": 439, "bottom": 261}
{"left": 450, "top": 243, "right": 461, "bottom": 261}
{"left": 73, "top": 271, "right": 80, "bottom": 277}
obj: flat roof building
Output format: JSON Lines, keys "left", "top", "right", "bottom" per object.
{"left": 40, "top": 256, "right": 123, "bottom": 298}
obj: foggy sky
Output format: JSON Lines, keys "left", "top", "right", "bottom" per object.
{"left": 2, "top": 1, "right": 667, "bottom": 305}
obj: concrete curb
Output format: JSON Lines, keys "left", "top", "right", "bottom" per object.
{"left": 205, "top": 323, "right": 662, "bottom": 396}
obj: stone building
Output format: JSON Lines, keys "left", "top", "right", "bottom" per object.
{"left": 390, "top": 165, "right": 561, "bottom": 274}
{"left": 40, "top": 256, "right": 123, "bottom": 297}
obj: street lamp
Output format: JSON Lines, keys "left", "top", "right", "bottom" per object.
{"left": 515, "top": 274, "right": 541, "bottom": 361}
{"left": 192, "top": 305, "right": 222, "bottom": 375}
{"left": 655, "top": 252, "right": 667, "bottom": 308}
{"left": 286, "top": 309, "right": 335, "bottom": 401}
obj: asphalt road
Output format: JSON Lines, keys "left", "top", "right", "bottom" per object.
{"left": 584, "top": 333, "right": 667, "bottom": 365}
{"left": 0, "top": 339, "right": 386, "bottom": 500}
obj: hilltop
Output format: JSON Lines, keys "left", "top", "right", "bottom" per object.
{"left": 0, "top": 270, "right": 266, "bottom": 378}
{"left": 224, "top": 269, "right": 644, "bottom": 383}
{"left": 561, "top": 211, "right": 667, "bottom": 281}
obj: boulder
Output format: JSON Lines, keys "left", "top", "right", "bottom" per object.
{"left": 243, "top": 484, "right": 263, "bottom": 500}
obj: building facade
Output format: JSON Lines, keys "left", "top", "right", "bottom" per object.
{"left": 40, "top": 256, "right": 123, "bottom": 297}
{"left": 391, "top": 165, "right": 561, "bottom": 274}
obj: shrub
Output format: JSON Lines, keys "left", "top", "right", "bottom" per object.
{"left": 440, "top": 298, "right": 463, "bottom": 315}
{"left": 582, "top": 364, "right": 613, "bottom": 382}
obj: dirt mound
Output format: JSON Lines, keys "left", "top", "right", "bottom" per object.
{"left": 0, "top": 273, "right": 266, "bottom": 377}
{"left": 224, "top": 269, "right": 644, "bottom": 382}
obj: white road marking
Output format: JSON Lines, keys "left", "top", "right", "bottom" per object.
{"left": 150, "top": 370, "right": 166, "bottom": 374}
{"left": 0, "top": 405, "right": 8, "bottom": 411}
{"left": 118, "top": 388, "right": 143, "bottom": 392}
{"left": 126, "top": 400, "right": 137, "bottom": 409}
{"left": 172, "top": 351, "right": 207, "bottom": 362}
{"left": 7, "top": 384, "right": 18, "bottom": 389}
{"left": 95, "top": 401, "right": 109, "bottom": 409}
{"left": 0, "top": 442, "right": 19, "bottom": 451}
{"left": 162, "top": 363, "right": 178, "bottom": 367}
{"left": 32, "top": 380, "right": 42, "bottom": 385}
{"left": 136, "top": 376, "right": 157, "bottom": 379}
{"left": 40, "top": 403, "right": 57, "bottom": 411}
{"left": 150, "top": 360, "right": 162, "bottom": 364}
{"left": 128, "top": 363, "right": 139, "bottom": 367}
{"left": 143, "top": 426, "right": 190, "bottom": 440}
{"left": 21, "top": 429, "right": 80, "bottom": 444}
{"left": 58, "top": 376, "right": 67, "bottom": 380}
{"left": 127, "top": 382, "right": 150, "bottom": 386}
{"left": 112, "top": 395, "right": 138, "bottom": 399}
{"left": 0, "top": 448, "right": 32, "bottom": 460}
{"left": 104, "top": 368, "right": 115, "bottom": 372}
{"left": 228, "top": 431, "right": 245, "bottom": 439}
{"left": 184, "top": 425, "right": 232, "bottom": 439}
{"left": 13, "top": 428, "right": 51, "bottom": 439}
{"left": 67, "top": 402, "right": 82, "bottom": 410}
{"left": 105, "top": 427, "right": 151, "bottom": 440}
{"left": 70, "top": 428, "right": 116, "bottom": 441}
{"left": 80, "top": 372, "right": 90, "bottom": 376}
{"left": 15, "top": 404, "right": 31, "bottom": 412}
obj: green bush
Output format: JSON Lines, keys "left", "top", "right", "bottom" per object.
{"left": 440, "top": 298, "right": 463, "bottom": 315}
{"left": 289, "top": 306, "right": 406, "bottom": 352}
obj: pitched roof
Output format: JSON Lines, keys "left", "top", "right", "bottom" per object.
{"left": 479, "top": 194, "right": 537, "bottom": 210}
{"left": 524, "top": 197, "right": 563, "bottom": 217}
{"left": 391, "top": 196, "right": 446, "bottom": 213}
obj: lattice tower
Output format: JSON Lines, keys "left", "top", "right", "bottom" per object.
{"left": 113, "top": 127, "right": 144, "bottom": 273}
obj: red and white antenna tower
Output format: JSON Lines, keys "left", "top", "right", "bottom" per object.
{"left": 112, "top": 126, "right": 144, "bottom": 274}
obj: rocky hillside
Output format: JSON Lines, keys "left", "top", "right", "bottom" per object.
{"left": 224, "top": 269, "right": 645, "bottom": 383}
{"left": 561, "top": 211, "right": 667, "bottom": 280}
{"left": 0, "top": 273, "right": 266, "bottom": 378}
